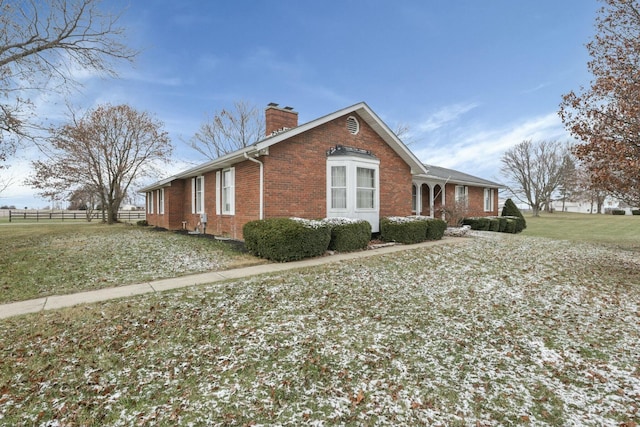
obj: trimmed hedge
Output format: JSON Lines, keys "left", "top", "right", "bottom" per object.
{"left": 327, "top": 219, "right": 372, "bottom": 252}
{"left": 497, "top": 217, "right": 507, "bottom": 232}
{"left": 426, "top": 218, "right": 447, "bottom": 240}
{"left": 243, "top": 218, "right": 331, "bottom": 262}
{"left": 611, "top": 209, "right": 626, "bottom": 215}
{"left": 462, "top": 217, "right": 490, "bottom": 231}
{"left": 632, "top": 209, "right": 640, "bottom": 216}
{"left": 504, "top": 218, "right": 517, "bottom": 233}
{"left": 380, "top": 217, "right": 428, "bottom": 244}
{"left": 488, "top": 218, "right": 500, "bottom": 232}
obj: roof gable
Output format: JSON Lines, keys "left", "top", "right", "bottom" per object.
{"left": 140, "top": 102, "right": 428, "bottom": 192}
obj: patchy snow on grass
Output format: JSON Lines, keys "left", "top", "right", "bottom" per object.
{"left": 0, "top": 227, "right": 251, "bottom": 303}
{"left": 1, "top": 233, "right": 639, "bottom": 426}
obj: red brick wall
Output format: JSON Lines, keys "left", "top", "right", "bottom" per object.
{"left": 265, "top": 106, "right": 298, "bottom": 135}
{"left": 261, "top": 113, "right": 412, "bottom": 220}
{"left": 148, "top": 112, "right": 417, "bottom": 239}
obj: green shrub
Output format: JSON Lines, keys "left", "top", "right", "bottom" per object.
{"left": 632, "top": 209, "right": 640, "bottom": 216}
{"left": 426, "top": 219, "right": 447, "bottom": 240}
{"left": 504, "top": 218, "right": 517, "bottom": 233}
{"left": 462, "top": 217, "right": 491, "bottom": 231}
{"left": 611, "top": 209, "right": 626, "bottom": 215}
{"left": 380, "top": 217, "right": 428, "bottom": 244}
{"left": 497, "top": 217, "right": 507, "bottom": 232}
{"left": 501, "top": 199, "right": 526, "bottom": 232}
{"left": 326, "top": 219, "right": 371, "bottom": 252}
{"left": 136, "top": 220, "right": 148, "bottom": 226}
{"left": 243, "top": 218, "right": 331, "bottom": 262}
{"left": 488, "top": 218, "right": 500, "bottom": 232}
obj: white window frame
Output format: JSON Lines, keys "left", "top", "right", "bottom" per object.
{"left": 455, "top": 185, "right": 468, "bottom": 206}
{"left": 330, "top": 165, "right": 347, "bottom": 210}
{"left": 148, "top": 191, "right": 154, "bottom": 214}
{"left": 215, "top": 168, "right": 235, "bottom": 215}
{"left": 356, "top": 166, "right": 376, "bottom": 209}
{"left": 484, "top": 188, "right": 494, "bottom": 212}
{"left": 326, "top": 156, "right": 379, "bottom": 215}
{"left": 158, "top": 188, "right": 164, "bottom": 214}
{"left": 192, "top": 176, "right": 204, "bottom": 214}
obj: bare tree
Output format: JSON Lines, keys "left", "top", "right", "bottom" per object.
{"left": 574, "top": 164, "right": 609, "bottom": 214}
{"left": 190, "top": 100, "right": 265, "bottom": 159}
{"left": 0, "top": 0, "right": 137, "bottom": 166}
{"left": 500, "top": 140, "right": 572, "bottom": 216}
{"left": 28, "top": 104, "right": 172, "bottom": 224}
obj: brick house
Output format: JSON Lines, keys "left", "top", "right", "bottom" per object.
{"left": 140, "top": 102, "right": 500, "bottom": 239}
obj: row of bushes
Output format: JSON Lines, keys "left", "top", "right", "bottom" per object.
{"left": 243, "top": 217, "right": 372, "bottom": 262}
{"left": 462, "top": 216, "right": 521, "bottom": 233}
{"left": 243, "top": 216, "right": 448, "bottom": 262}
{"left": 379, "top": 216, "right": 447, "bottom": 244}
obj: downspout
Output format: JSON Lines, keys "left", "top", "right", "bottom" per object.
{"left": 244, "top": 152, "right": 264, "bottom": 219}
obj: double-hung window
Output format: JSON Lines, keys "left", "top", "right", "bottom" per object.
{"left": 192, "top": 176, "right": 204, "bottom": 214}
{"left": 216, "top": 168, "right": 235, "bottom": 215}
{"left": 148, "top": 191, "right": 154, "bottom": 214}
{"left": 222, "top": 168, "right": 235, "bottom": 214}
{"left": 455, "top": 185, "right": 468, "bottom": 206}
{"left": 157, "top": 188, "right": 164, "bottom": 214}
{"left": 330, "top": 166, "right": 347, "bottom": 209}
{"left": 356, "top": 167, "right": 375, "bottom": 209}
{"left": 484, "top": 188, "right": 494, "bottom": 212}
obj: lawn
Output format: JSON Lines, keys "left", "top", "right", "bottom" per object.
{"left": 1, "top": 231, "right": 639, "bottom": 426}
{"left": 0, "top": 223, "right": 262, "bottom": 304}
{"left": 523, "top": 211, "right": 640, "bottom": 250}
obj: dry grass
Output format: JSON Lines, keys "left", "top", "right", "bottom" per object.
{"left": 0, "top": 223, "right": 262, "bottom": 304}
{"left": 1, "top": 233, "right": 638, "bottom": 426}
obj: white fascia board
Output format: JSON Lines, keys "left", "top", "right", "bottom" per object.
{"left": 414, "top": 173, "right": 503, "bottom": 189}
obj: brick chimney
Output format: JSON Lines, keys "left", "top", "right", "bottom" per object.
{"left": 265, "top": 103, "right": 298, "bottom": 136}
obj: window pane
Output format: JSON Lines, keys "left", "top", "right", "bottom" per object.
{"left": 332, "top": 166, "right": 346, "bottom": 187}
{"left": 357, "top": 167, "right": 374, "bottom": 188}
{"left": 332, "top": 188, "right": 347, "bottom": 209}
{"left": 357, "top": 189, "right": 374, "bottom": 209}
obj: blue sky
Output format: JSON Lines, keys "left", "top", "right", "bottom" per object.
{"left": 3, "top": 0, "right": 601, "bottom": 208}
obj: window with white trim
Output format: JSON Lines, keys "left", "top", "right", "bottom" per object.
{"left": 222, "top": 168, "right": 235, "bottom": 215}
{"left": 158, "top": 188, "right": 164, "bottom": 214}
{"left": 148, "top": 191, "right": 154, "bottom": 214}
{"left": 455, "top": 185, "right": 468, "bottom": 206}
{"left": 192, "top": 176, "right": 204, "bottom": 214}
{"left": 356, "top": 167, "right": 375, "bottom": 209}
{"left": 330, "top": 166, "right": 347, "bottom": 209}
{"left": 326, "top": 156, "right": 379, "bottom": 214}
{"left": 484, "top": 188, "right": 494, "bottom": 212}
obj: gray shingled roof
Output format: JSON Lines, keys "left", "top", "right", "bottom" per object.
{"left": 419, "top": 164, "right": 502, "bottom": 188}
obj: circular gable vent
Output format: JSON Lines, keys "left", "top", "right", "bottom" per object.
{"left": 346, "top": 116, "right": 359, "bottom": 135}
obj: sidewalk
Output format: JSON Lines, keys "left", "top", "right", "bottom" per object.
{"left": 0, "top": 238, "right": 467, "bottom": 320}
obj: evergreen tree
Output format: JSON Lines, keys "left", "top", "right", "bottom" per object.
{"left": 501, "top": 198, "right": 526, "bottom": 233}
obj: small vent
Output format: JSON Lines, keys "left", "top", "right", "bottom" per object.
{"left": 346, "top": 116, "right": 359, "bottom": 135}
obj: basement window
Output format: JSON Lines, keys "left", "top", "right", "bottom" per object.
{"left": 346, "top": 116, "right": 359, "bottom": 135}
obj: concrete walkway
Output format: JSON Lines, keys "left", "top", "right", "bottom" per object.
{"left": 0, "top": 238, "right": 467, "bottom": 320}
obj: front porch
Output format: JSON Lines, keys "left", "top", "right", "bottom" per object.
{"left": 412, "top": 180, "right": 447, "bottom": 219}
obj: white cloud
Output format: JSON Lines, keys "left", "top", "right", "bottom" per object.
{"left": 412, "top": 111, "right": 570, "bottom": 180}
{"left": 416, "top": 102, "right": 480, "bottom": 133}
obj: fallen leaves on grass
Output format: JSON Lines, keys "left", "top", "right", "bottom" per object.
{"left": 0, "top": 233, "right": 639, "bottom": 426}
